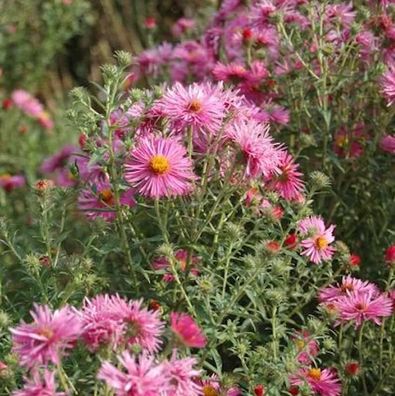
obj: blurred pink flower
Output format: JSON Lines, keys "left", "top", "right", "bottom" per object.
{"left": 0, "top": 174, "right": 25, "bottom": 192}
{"left": 170, "top": 312, "right": 207, "bottom": 348}
{"left": 12, "top": 370, "right": 66, "bottom": 396}
{"left": 11, "top": 90, "right": 43, "bottom": 117}
{"left": 379, "top": 134, "right": 395, "bottom": 154}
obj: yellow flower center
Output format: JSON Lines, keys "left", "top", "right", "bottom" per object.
{"left": 188, "top": 99, "right": 203, "bottom": 113}
{"left": 295, "top": 339, "right": 305, "bottom": 351}
{"left": 203, "top": 385, "right": 219, "bottom": 396}
{"left": 39, "top": 327, "right": 54, "bottom": 340}
{"left": 315, "top": 236, "right": 328, "bottom": 250}
{"left": 149, "top": 155, "right": 170, "bottom": 174}
{"left": 99, "top": 189, "right": 114, "bottom": 205}
{"left": 308, "top": 368, "right": 321, "bottom": 380}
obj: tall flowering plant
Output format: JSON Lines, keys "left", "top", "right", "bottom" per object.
{"left": 0, "top": 54, "right": 393, "bottom": 395}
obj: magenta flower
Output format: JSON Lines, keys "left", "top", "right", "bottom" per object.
{"left": 80, "top": 294, "right": 126, "bottom": 352}
{"left": 336, "top": 291, "right": 393, "bottom": 328}
{"left": 380, "top": 68, "right": 395, "bottom": 106}
{"left": 226, "top": 120, "right": 281, "bottom": 178}
{"left": 157, "top": 82, "right": 225, "bottom": 133}
{"left": 170, "top": 312, "right": 207, "bottom": 348}
{"left": 265, "top": 151, "right": 304, "bottom": 201}
{"left": 98, "top": 351, "right": 169, "bottom": 396}
{"left": 124, "top": 136, "right": 196, "bottom": 198}
{"left": 292, "top": 330, "right": 319, "bottom": 365}
{"left": 319, "top": 276, "right": 379, "bottom": 303}
{"left": 171, "top": 17, "right": 196, "bottom": 37}
{"left": 78, "top": 178, "right": 135, "bottom": 222}
{"left": 298, "top": 216, "right": 336, "bottom": 264}
{"left": 0, "top": 174, "right": 25, "bottom": 192}
{"left": 10, "top": 304, "right": 81, "bottom": 368}
{"left": 290, "top": 367, "right": 341, "bottom": 396}
{"left": 109, "top": 297, "right": 165, "bottom": 353}
{"left": 164, "top": 351, "right": 202, "bottom": 395}
{"left": 12, "top": 370, "right": 66, "bottom": 396}
{"left": 379, "top": 134, "right": 395, "bottom": 154}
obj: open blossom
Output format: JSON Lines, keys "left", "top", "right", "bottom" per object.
{"left": 12, "top": 370, "right": 66, "bottom": 396}
{"left": 164, "top": 352, "right": 202, "bottom": 396}
{"left": 157, "top": 82, "right": 225, "bottom": 133}
{"left": 380, "top": 68, "right": 395, "bottom": 105}
{"left": 124, "top": 136, "right": 196, "bottom": 198}
{"left": 290, "top": 367, "right": 341, "bottom": 396}
{"left": 78, "top": 178, "right": 135, "bottom": 222}
{"left": 298, "top": 216, "right": 335, "bottom": 264}
{"left": 172, "top": 18, "right": 196, "bottom": 37}
{"left": 98, "top": 351, "right": 169, "bottom": 396}
{"left": 292, "top": 330, "right": 319, "bottom": 365}
{"left": 151, "top": 249, "right": 200, "bottom": 282}
{"left": 226, "top": 120, "right": 281, "bottom": 178}
{"left": 319, "top": 275, "right": 379, "bottom": 303}
{"left": 170, "top": 312, "right": 207, "bottom": 348}
{"left": 0, "top": 174, "right": 25, "bottom": 192}
{"left": 265, "top": 151, "right": 304, "bottom": 201}
{"left": 336, "top": 291, "right": 393, "bottom": 328}
{"left": 379, "top": 134, "right": 395, "bottom": 154}
{"left": 10, "top": 304, "right": 81, "bottom": 368}
{"left": 11, "top": 89, "right": 43, "bottom": 117}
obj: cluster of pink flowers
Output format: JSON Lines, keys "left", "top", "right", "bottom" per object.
{"left": 9, "top": 89, "right": 54, "bottom": 129}
{"left": 10, "top": 296, "right": 208, "bottom": 395}
{"left": 319, "top": 275, "right": 393, "bottom": 328}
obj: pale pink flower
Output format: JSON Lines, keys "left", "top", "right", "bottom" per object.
{"left": 319, "top": 276, "right": 379, "bottom": 303}
{"left": 11, "top": 89, "right": 43, "bottom": 117}
{"left": 78, "top": 179, "right": 135, "bottom": 222}
{"left": 164, "top": 351, "right": 202, "bottom": 395}
{"left": 336, "top": 291, "right": 393, "bottom": 328}
{"left": 124, "top": 136, "right": 196, "bottom": 198}
{"left": 98, "top": 351, "right": 169, "bottom": 396}
{"left": 265, "top": 151, "right": 304, "bottom": 201}
{"left": 290, "top": 367, "right": 341, "bottom": 396}
{"left": 226, "top": 120, "right": 281, "bottom": 178}
{"left": 157, "top": 82, "right": 225, "bottom": 133}
{"left": 12, "top": 370, "right": 66, "bottom": 396}
{"left": 379, "top": 134, "right": 395, "bottom": 154}
{"left": 108, "top": 297, "right": 165, "bottom": 353}
{"left": 170, "top": 312, "right": 207, "bottom": 348}
{"left": 10, "top": 304, "right": 81, "bottom": 368}
{"left": 298, "top": 216, "right": 335, "bottom": 264}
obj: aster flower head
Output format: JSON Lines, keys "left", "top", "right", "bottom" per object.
{"left": 265, "top": 151, "right": 304, "bottom": 201}
{"left": 379, "top": 134, "right": 395, "bottom": 154}
{"left": 290, "top": 367, "right": 341, "bottom": 396}
{"left": 170, "top": 312, "right": 207, "bottom": 348}
{"left": 298, "top": 216, "right": 336, "bottom": 264}
{"left": 380, "top": 68, "right": 395, "bottom": 106}
{"left": 164, "top": 351, "right": 202, "bottom": 396}
{"left": 98, "top": 351, "right": 169, "bottom": 396}
{"left": 10, "top": 304, "right": 81, "bottom": 368}
{"left": 124, "top": 136, "right": 196, "bottom": 199}
{"left": 11, "top": 89, "right": 44, "bottom": 117}
{"left": 0, "top": 174, "right": 25, "bottom": 192}
{"left": 336, "top": 290, "right": 393, "bottom": 328}
{"left": 78, "top": 178, "right": 135, "bottom": 222}
{"left": 226, "top": 119, "right": 281, "bottom": 178}
{"left": 12, "top": 370, "right": 66, "bottom": 396}
{"left": 319, "top": 276, "right": 379, "bottom": 303}
{"left": 157, "top": 82, "right": 226, "bottom": 133}
{"left": 292, "top": 330, "right": 319, "bottom": 365}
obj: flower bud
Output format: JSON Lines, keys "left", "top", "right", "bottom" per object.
{"left": 309, "top": 171, "right": 331, "bottom": 190}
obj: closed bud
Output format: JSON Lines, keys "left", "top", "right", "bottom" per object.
{"left": 254, "top": 384, "right": 265, "bottom": 396}
{"left": 309, "top": 171, "right": 331, "bottom": 190}
{"left": 115, "top": 50, "right": 132, "bottom": 67}
{"left": 0, "top": 310, "right": 10, "bottom": 328}
{"left": 300, "top": 133, "right": 316, "bottom": 148}
{"left": 345, "top": 361, "right": 360, "bottom": 376}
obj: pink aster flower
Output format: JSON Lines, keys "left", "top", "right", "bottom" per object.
{"left": 151, "top": 249, "right": 200, "bottom": 282}
{"left": 250, "top": 1, "right": 277, "bottom": 30}
{"left": 11, "top": 89, "right": 44, "bottom": 117}
{"left": 292, "top": 330, "right": 319, "bottom": 365}
{"left": 170, "top": 312, "right": 207, "bottom": 348}
{"left": 12, "top": 370, "right": 66, "bottom": 396}
{"left": 80, "top": 294, "right": 125, "bottom": 352}
{"left": 212, "top": 62, "right": 248, "bottom": 84}
{"left": 298, "top": 216, "right": 336, "bottom": 264}
{"left": 265, "top": 151, "right": 304, "bottom": 201}
{"left": 290, "top": 367, "right": 341, "bottom": 396}
{"left": 325, "top": 3, "right": 356, "bottom": 28}
{"left": 157, "top": 82, "right": 225, "bottom": 133}
{"left": 164, "top": 351, "right": 202, "bottom": 396}
{"left": 0, "top": 174, "right": 25, "bottom": 192}
{"left": 226, "top": 120, "right": 281, "bottom": 178}
{"left": 108, "top": 297, "right": 165, "bottom": 353}
{"left": 380, "top": 68, "right": 395, "bottom": 106}
{"left": 98, "top": 351, "right": 169, "bottom": 396}
{"left": 379, "top": 134, "right": 395, "bottom": 154}
{"left": 78, "top": 178, "right": 135, "bottom": 222}
{"left": 124, "top": 136, "right": 196, "bottom": 199}
{"left": 10, "top": 304, "right": 81, "bottom": 368}
{"left": 319, "top": 276, "right": 379, "bottom": 303}
{"left": 336, "top": 291, "right": 393, "bottom": 328}
{"left": 40, "top": 145, "right": 78, "bottom": 174}
{"left": 171, "top": 18, "right": 196, "bottom": 37}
